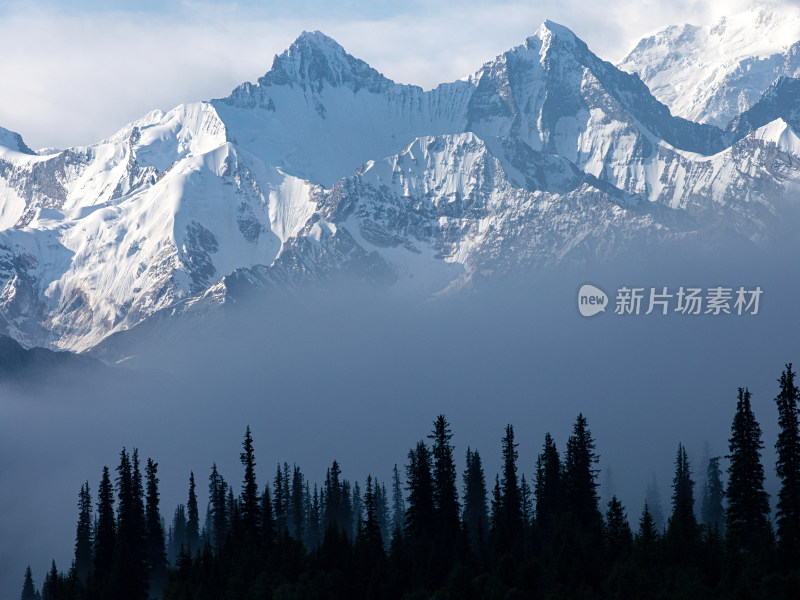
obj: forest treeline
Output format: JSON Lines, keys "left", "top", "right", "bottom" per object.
{"left": 19, "top": 364, "right": 800, "bottom": 600}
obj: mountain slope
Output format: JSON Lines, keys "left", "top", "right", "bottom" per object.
{"left": 213, "top": 31, "right": 473, "bottom": 188}
{"left": 727, "top": 76, "right": 800, "bottom": 138}
{"left": 619, "top": 5, "right": 800, "bottom": 127}
{"left": 0, "top": 334, "right": 106, "bottom": 380}
{"left": 1, "top": 22, "right": 800, "bottom": 355}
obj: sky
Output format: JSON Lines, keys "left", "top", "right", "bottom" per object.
{"left": 0, "top": 0, "right": 790, "bottom": 150}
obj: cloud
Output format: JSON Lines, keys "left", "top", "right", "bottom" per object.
{"left": 0, "top": 0, "right": 794, "bottom": 149}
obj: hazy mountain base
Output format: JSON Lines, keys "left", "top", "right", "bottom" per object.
{"left": 0, "top": 335, "right": 106, "bottom": 381}
{"left": 83, "top": 219, "right": 767, "bottom": 368}
{"left": 2, "top": 234, "right": 800, "bottom": 600}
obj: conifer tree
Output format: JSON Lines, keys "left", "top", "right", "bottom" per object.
{"left": 341, "top": 479, "right": 354, "bottom": 539}
{"left": 323, "top": 462, "right": 341, "bottom": 532}
{"left": 563, "top": 414, "right": 601, "bottom": 529}
{"left": 168, "top": 504, "right": 187, "bottom": 564}
{"left": 226, "top": 486, "right": 239, "bottom": 532}
{"left": 208, "top": 463, "right": 228, "bottom": 550}
{"left": 636, "top": 501, "right": 659, "bottom": 559}
{"left": 41, "top": 561, "right": 61, "bottom": 600}
{"left": 74, "top": 482, "right": 92, "bottom": 584}
{"left": 357, "top": 475, "right": 384, "bottom": 556}
{"left": 114, "top": 448, "right": 148, "bottom": 600}
{"left": 304, "top": 483, "right": 321, "bottom": 550}
{"left": 145, "top": 458, "right": 167, "bottom": 595}
{"left": 405, "top": 441, "right": 435, "bottom": 540}
{"left": 775, "top": 363, "right": 800, "bottom": 563}
{"left": 520, "top": 474, "right": 532, "bottom": 527}
{"left": 605, "top": 496, "right": 633, "bottom": 561}
{"left": 323, "top": 461, "right": 354, "bottom": 536}
{"left": 352, "top": 480, "right": 363, "bottom": 539}
{"left": 391, "top": 464, "right": 405, "bottom": 538}
{"left": 186, "top": 472, "right": 200, "bottom": 554}
{"left": 20, "top": 566, "right": 38, "bottom": 600}
{"left": 281, "top": 462, "right": 292, "bottom": 532}
{"left": 260, "top": 484, "right": 275, "bottom": 550}
{"left": 535, "top": 433, "right": 562, "bottom": 527}
{"left": 274, "top": 463, "right": 287, "bottom": 535}
{"left": 93, "top": 465, "right": 116, "bottom": 592}
{"left": 490, "top": 475, "right": 502, "bottom": 533}
{"left": 428, "top": 415, "right": 460, "bottom": 541}
{"left": 301, "top": 481, "right": 311, "bottom": 547}
{"left": 375, "top": 482, "right": 390, "bottom": 546}
{"left": 701, "top": 456, "right": 725, "bottom": 533}
{"left": 726, "top": 388, "right": 770, "bottom": 554}
{"left": 313, "top": 483, "right": 323, "bottom": 547}
{"left": 132, "top": 450, "right": 147, "bottom": 562}
{"left": 637, "top": 501, "right": 658, "bottom": 541}
{"left": 497, "top": 424, "right": 522, "bottom": 547}
{"left": 462, "top": 447, "right": 488, "bottom": 550}
{"left": 201, "top": 500, "right": 212, "bottom": 549}
{"left": 240, "top": 426, "right": 260, "bottom": 536}
{"left": 667, "top": 443, "right": 697, "bottom": 548}
{"left": 290, "top": 466, "right": 305, "bottom": 541}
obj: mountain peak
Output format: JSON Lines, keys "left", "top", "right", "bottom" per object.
{"left": 763, "top": 75, "right": 800, "bottom": 98}
{"left": 727, "top": 76, "right": 800, "bottom": 138}
{"left": 618, "top": 4, "right": 800, "bottom": 127}
{"left": 530, "top": 20, "right": 584, "bottom": 51}
{"left": 485, "top": 19, "right": 592, "bottom": 71}
{"left": 538, "top": 20, "right": 578, "bottom": 40}
{"left": 287, "top": 30, "right": 349, "bottom": 62}
{"left": 0, "top": 126, "right": 35, "bottom": 155}
{"left": 480, "top": 19, "right": 725, "bottom": 156}
{"left": 257, "top": 30, "right": 393, "bottom": 94}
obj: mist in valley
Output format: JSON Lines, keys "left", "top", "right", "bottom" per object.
{"left": 1, "top": 236, "right": 799, "bottom": 598}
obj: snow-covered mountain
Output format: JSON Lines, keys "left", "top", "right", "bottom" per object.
{"left": 2, "top": 20, "right": 800, "bottom": 354}
{"left": 618, "top": 4, "right": 800, "bottom": 127}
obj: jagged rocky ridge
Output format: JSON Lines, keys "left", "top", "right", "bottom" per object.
{"left": 1, "top": 21, "right": 800, "bottom": 354}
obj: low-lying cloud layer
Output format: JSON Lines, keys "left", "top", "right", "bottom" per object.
{"left": 2, "top": 236, "right": 798, "bottom": 599}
